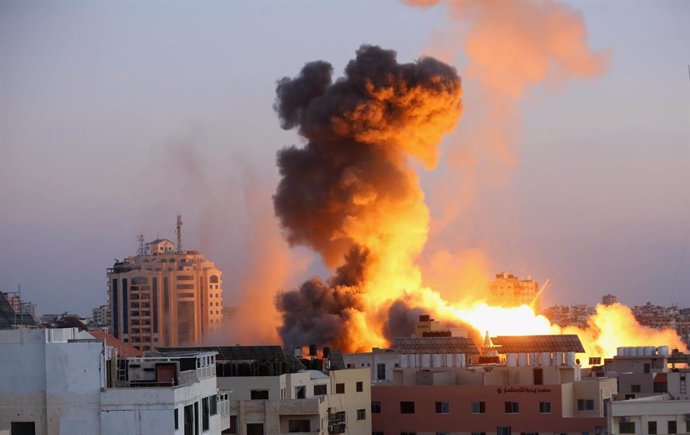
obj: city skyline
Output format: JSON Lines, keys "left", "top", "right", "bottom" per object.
{"left": 1, "top": 0, "right": 689, "bottom": 319}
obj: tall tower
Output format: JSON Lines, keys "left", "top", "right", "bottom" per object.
{"left": 107, "top": 220, "right": 223, "bottom": 351}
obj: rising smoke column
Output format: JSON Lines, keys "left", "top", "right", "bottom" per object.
{"left": 273, "top": 45, "right": 462, "bottom": 351}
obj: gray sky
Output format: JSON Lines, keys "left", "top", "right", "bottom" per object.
{"left": 1, "top": 0, "right": 689, "bottom": 316}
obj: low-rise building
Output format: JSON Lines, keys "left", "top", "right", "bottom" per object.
{"left": 161, "top": 345, "right": 372, "bottom": 434}
{"left": 365, "top": 334, "right": 616, "bottom": 435}
{"left": 103, "top": 351, "right": 228, "bottom": 435}
{"left": 0, "top": 327, "right": 229, "bottom": 435}
{"left": 608, "top": 395, "right": 690, "bottom": 435}
{"left": 598, "top": 346, "right": 690, "bottom": 434}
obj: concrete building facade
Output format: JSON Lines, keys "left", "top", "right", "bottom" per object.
{"left": 107, "top": 238, "right": 223, "bottom": 350}
{"left": 0, "top": 328, "right": 230, "bottom": 435}
{"left": 162, "top": 345, "right": 372, "bottom": 434}
{"left": 489, "top": 272, "right": 539, "bottom": 307}
{"left": 0, "top": 328, "right": 107, "bottom": 435}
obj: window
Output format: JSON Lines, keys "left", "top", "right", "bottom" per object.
{"left": 288, "top": 420, "right": 310, "bottom": 432}
{"left": 336, "top": 383, "right": 345, "bottom": 394}
{"left": 471, "top": 401, "right": 486, "bottom": 414}
{"left": 371, "top": 401, "right": 381, "bottom": 414}
{"left": 648, "top": 421, "right": 657, "bottom": 435}
{"left": 533, "top": 367, "right": 543, "bottom": 385}
{"left": 504, "top": 401, "right": 519, "bottom": 413}
{"left": 471, "top": 433, "right": 487, "bottom": 435}
{"left": 497, "top": 427, "right": 511, "bottom": 435}
{"left": 314, "top": 384, "right": 327, "bottom": 396}
{"left": 631, "top": 384, "right": 641, "bottom": 393}
{"left": 250, "top": 390, "right": 269, "bottom": 400}
{"left": 210, "top": 395, "right": 217, "bottom": 415}
{"left": 177, "top": 284, "right": 195, "bottom": 290}
{"left": 202, "top": 397, "right": 210, "bottom": 431}
{"left": 668, "top": 421, "right": 677, "bottom": 434}
{"left": 174, "top": 409, "right": 178, "bottom": 430}
{"left": 356, "top": 381, "right": 363, "bottom": 392}
{"left": 400, "top": 432, "right": 417, "bottom": 435}
{"left": 539, "top": 401, "right": 552, "bottom": 413}
{"left": 577, "top": 399, "right": 594, "bottom": 411}
{"left": 10, "top": 422, "right": 35, "bottom": 435}
{"left": 435, "top": 401, "right": 450, "bottom": 414}
{"left": 400, "top": 401, "right": 415, "bottom": 414}
{"left": 357, "top": 409, "right": 366, "bottom": 420}
{"left": 228, "top": 416, "right": 238, "bottom": 434}
{"left": 377, "top": 363, "right": 386, "bottom": 380}
{"left": 246, "top": 423, "right": 264, "bottom": 435}
{"left": 619, "top": 422, "right": 635, "bottom": 434}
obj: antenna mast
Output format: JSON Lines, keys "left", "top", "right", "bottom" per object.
{"left": 176, "top": 215, "right": 183, "bottom": 253}
{"left": 137, "top": 234, "right": 145, "bottom": 256}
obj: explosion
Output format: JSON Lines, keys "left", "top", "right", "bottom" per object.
{"left": 274, "top": 45, "right": 462, "bottom": 351}
{"left": 269, "top": 7, "right": 685, "bottom": 357}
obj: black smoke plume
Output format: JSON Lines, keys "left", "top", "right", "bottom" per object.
{"left": 273, "top": 45, "right": 462, "bottom": 351}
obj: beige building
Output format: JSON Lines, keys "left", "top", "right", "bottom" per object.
{"left": 160, "top": 345, "right": 372, "bottom": 434}
{"left": 107, "top": 238, "right": 223, "bottom": 351}
{"left": 489, "top": 272, "right": 540, "bottom": 307}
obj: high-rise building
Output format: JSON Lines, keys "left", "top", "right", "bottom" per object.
{"left": 489, "top": 272, "right": 539, "bottom": 307}
{"left": 107, "top": 237, "right": 223, "bottom": 351}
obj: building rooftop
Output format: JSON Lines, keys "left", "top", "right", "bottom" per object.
{"left": 89, "top": 330, "right": 143, "bottom": 358}
{"left": 491, "top": 334, "right": 585, "bottom": 353}
{"left": 392, "top": 336, "right": 480, "bottom": 355}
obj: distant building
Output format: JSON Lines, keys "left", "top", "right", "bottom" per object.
{"left": 414, "top": 314, "right": 467, "bottom": 338}
{"left": 107, "top": 236, "right": 223, "bottom": 351}
{"left": 602, "top": 294, "right": 618, "bottom": 306}
{"left": 489, "top": 272, "right": 539, "bottom": 307}
{"left": 91, "top": 304, "right": 110, "bottom": 326}
{"left": 0, "top": 291, "right": 39, "bottom": 328}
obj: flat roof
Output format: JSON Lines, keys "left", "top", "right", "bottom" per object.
{"left": 393, "top": 337, "right": 480, "bottom": 355}
{"left": 491, "top": 334, "right": 585, "bottom": 353}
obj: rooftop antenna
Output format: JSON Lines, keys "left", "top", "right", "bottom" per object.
{"left": 137, "top": 234, "right": 146, "bottom": 256}
{"left": 175, "top": 215, "right": 183, "bottom": 253}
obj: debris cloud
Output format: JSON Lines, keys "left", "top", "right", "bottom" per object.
{"left": 273, "top": 45, "right": 462, "bottom": 351}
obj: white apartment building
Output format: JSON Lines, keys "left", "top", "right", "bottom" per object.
{"left": 0, "top": 328, "right": 106, "bottom": 435}
{"left": 0, "top": 328, "right": 229, "bottom": 435}
{"left": 103, "top": 351, "right": 229, "bottom": 435}
{"left": 107, "top": 238, "right": 223, "bottom": 351}
{"left": 601, "top": 346, "right": 690, "bottom": 434}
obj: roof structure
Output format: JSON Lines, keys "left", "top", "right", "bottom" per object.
{"left": 490, "top": 334, "right": 585, "bottom": 353}
{"left": 89, "top": 330, "right": 143, "bottom": 358}
{"left": 392, "top": 337, "right": 480, "bottom": 355}
{"left": 157, "top": 345, "right": 286, "bottom": 362}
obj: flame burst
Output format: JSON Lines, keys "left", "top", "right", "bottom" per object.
{"left": 271, "top": 46, "right": 686, "bottom": 358}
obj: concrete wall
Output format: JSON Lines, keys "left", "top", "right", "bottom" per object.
{"left": 101, "top": 377, "right": 221, "bottom": 435}
{"left": 609, "top": 397, "right": 690, "bottom": 435}
{"left": 372, "top": 383, "right": 608, "bottom": 434}
{"left": 220, "top": 369, "right": 370, "bottom": 435}
{"left": 326, "top": 368, "right": 371, "bottom": 435}
{"left": 0, "top": 328, "right": 105, "bottom": 435}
